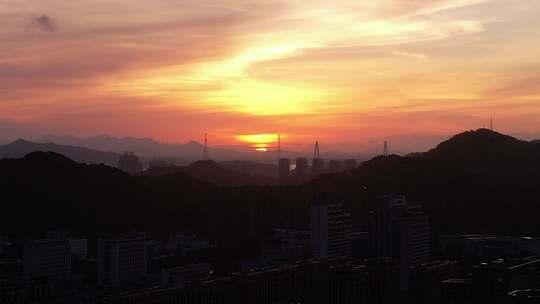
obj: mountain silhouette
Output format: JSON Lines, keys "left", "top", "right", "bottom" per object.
{"left": 220, "top": 160, "right": 278, "bottom": 180}
{"left": 142, "top": 160, "right": 274, "bottom": 186}
{"left": 424, "top": 128, "right": 532, "bottom": 160}
{"left": 308, "top": 129, "right": 540, "bottom": 235}
{"left": 39, "top": 134, "right": 255, "bottom": 161}
{"left": 2, "top": 129, "right": 540, "bottom": 242}
{"left": 0, "top": 139, "right": 119, "bottom": 165}
{"left": 40, "top": 134, "right": 201, "bottom": 160}
{"left": 38, "top": 134, "right": 369, "bottom": 162}
{"left": 0, "top": 151, "right": 213, "bottom": 238}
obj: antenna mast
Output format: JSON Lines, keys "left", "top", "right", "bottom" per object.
{"left": 314, "top": 141, "right": 320, "bottom": 158}
{"left": 277, "top": 134, "right": 281, "bottom": 159}
{"left": 490, "top": 117, "right": 493, "bottom": 130}
{"left": 203, "top": 133, "right": 208, "bottom": 160}
{"left": 384, "top": 141, "right": 389, "bottom": 156}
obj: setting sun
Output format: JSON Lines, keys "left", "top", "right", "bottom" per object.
{"left": 1, "top": 0, "right": 540, "bottom": 152}
{"left": 235, "top": 134, "right": 282, "bottom": 152}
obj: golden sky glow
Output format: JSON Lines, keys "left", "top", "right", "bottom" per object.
{"left": 236, "top": 134, "right": 280, "bottom": 152}
{"left": 1, "top": 0, "right": 540, "bottom": 152}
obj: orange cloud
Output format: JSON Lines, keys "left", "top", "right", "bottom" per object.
{"left": 1, "top": 0, "right": 540, "bottom": 152}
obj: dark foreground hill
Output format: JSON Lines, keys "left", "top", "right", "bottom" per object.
{"left": 1, "top": 129, "right": 540, "bottom": 243}
{"left": 308, "top": 129, "right": 540, "bottom": 235}
{"left": 142, "top": 160, "right": 275, "bottom": 186}
{"left": 0, "top": 152, "right": 309, "bottom": 250}
{"left": 0, "top": 152, "right": 215, "bottom": 238}
{"left": 0, "top": 139, "right": 119, "bottom": 165}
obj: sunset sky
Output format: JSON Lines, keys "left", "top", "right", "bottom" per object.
{"left": 1, "top": 0, "right": 540, "bottom": 152}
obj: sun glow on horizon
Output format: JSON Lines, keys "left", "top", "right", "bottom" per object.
{"left": 3, "top": 0, "right": 540, "bottom": 146}
{"left": 236, "top": 134, "right": 281, "bottom": 144}
{"left": 236, "top": 133, "right": 282, "bottom": 152}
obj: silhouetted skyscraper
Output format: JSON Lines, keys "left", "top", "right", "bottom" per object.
{"left": 98, "top": 232, "right": 147, "bottom": 287}
{"left": 311, "top": 197, "right": 351, "bottom": 258}
{"left": 295, "top": 157, "right": 308, "bottom": 181}
{"left": 312, "top": 141, "right": 324, "bottom": 177}
{"left": 117, "top": 152, "right": 143, "bottom": 175}
{"left": 24, "top": 238, "right": 71, "bottom": 284}
{"left": 368, "top": 195, "right": 430, "bottom": 291}
{"left": 278, "top": 158, "right": 291, "bottom": 183}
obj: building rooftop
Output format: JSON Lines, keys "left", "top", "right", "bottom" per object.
{"left": 476, "top": 257, "right": 540, "bottom": 271}
{"left": 508, "top": 289, "right": 540, "bottom": 299}
{"left": 443, "top": 278, "right": 472, "bottom": 285}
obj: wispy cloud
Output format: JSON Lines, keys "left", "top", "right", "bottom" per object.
{"left": 0, "top": 0, "right": 539, "bottom": 145}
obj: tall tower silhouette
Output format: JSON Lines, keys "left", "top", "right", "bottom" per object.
{"left": 203, "top": 133, "right": 208, "bottom": 160}
{"left": 490, "top": 117, "right": 493, "bottom": 130}
{"left": 277, "top": 134, "right": 281, "bottom": 160}
{"left": 384, "top": 141, "right": 389, "bottom": 156}
{"left": 312, "top": 140, "right": 324, "bottom": 177}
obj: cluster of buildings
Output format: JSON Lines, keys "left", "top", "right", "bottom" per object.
{"left": 278, "top": 157, "right": 358, "bottom": 183}
{"left": 117, "top": 152, "right": 143, "bottom": 175}
{"left": 278, "top": 141, "right": 359, "bottom": 184}
{"left": 2, "top": 194, "right": 540, "bottom": 303}
{"left": 101, "top": 258, "right": 400, "bottom": 304}
{"left": 278, "top": 157, "right": 358, "bottom": 184}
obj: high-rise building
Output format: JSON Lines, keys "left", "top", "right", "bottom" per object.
{"left": 328, "top": 264, "right": 370, "bottom": 304}
{"left": 235, "top": 264, "right": 301, "bottom": 304}
{"left": 507, "top": 289, "right": 540, "bottom": 304}
{"left": 368, "top": 195, "right": 430, "bottom": 290}
{"left": 472, "top": 257, "right": 540, "bottom": 304}
{"left": 101, "top": 258, "right": 398, "bottom": 304}
{"left": 441, "top": 278, "right": 475, "bottom": 304}
{"left": 311, "top": 198, "right": 351, "bottom": 258}
{"left": 368, "top": 195, "right": 405, "bottom": 258}
{"left": 410, "top": 260, "right": 461, "bottom": 304}
{"left": 161, "top": 263, "right": 211, "bottom": 287}
{"left": 366, "top": 258, "right": 400, "bottom": 304}
{"left": 69, "top": 238, "right": 87, "bottom": 259}
{"left": 98, "top": 232, "right": 147, "bottom": 287}
{"left": 23, "top": 239, "right": 71, "bottom": 284}
{"left": 117, "top": 152, "right": 143, "bottom": 175}
{"left": 295, "top": 157, "right": 308, "bottom": 181}
{"left": 278, "top": 158, "right": 291, "bottom": 183}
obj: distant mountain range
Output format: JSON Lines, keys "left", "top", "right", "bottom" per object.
{"left": 38, "top": 134, "right": 370, "bottom": 162}
{"left": 2, "top": 128, "right": 540, "bottom": 240}
{"left": 142, "top": 160, "right": 275, "bottom": 186}
{"left": 38, "top": 134, "right": 287, "bottom": 162}
{"left": 0, "top": 139, "right": 120, "bottom": 165}
{"left": 0, "top": 139, "right": 279, "bottom": 183}
{"left": 39, "top": 134, "right": 207, "bottom": 161}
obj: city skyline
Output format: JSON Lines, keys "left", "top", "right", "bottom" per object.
{"left": 2, "top": 1, "right": 540, "bottom": 151}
